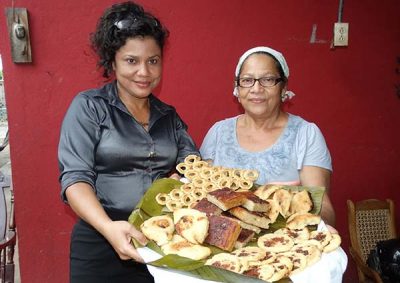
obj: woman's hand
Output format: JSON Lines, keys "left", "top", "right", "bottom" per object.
{"left": 102, "top": 220, "right": 148, "bottom": 262}
{"left": 66, "top": 184, "right": 148, "bottom": 262}
{"left": 325, "top": 224, "right": 338, "bottom": 234}
{"left": 169, "top": 173, "right": 181, "bottom": 180}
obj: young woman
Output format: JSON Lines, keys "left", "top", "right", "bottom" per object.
{"left": 58, "top": 2, "right": 199, "bottom": 282}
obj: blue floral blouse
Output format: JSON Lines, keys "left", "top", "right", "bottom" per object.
{"left": 200, "top": 114, "right": 332, "bottom": 185}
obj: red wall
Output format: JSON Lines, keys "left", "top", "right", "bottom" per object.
{"left": 0, "top": 1, "right": 399, "bottom": 282}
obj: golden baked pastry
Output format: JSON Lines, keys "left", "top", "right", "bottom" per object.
{"left": 264, "top": 199, "right": 281, "bottom": 223}
{"left": 173, "top": 208, "right": 209, "bottom": 244}
{"left": 254, "top": 184, "right": 282, "bottom": 200}
{"left": 286, "top": 213, "right": 321, "bottom": 229}
{"left": 280, "top": 251, "right": 307, "bottom": 275}
{"left": 272, "top": 189, "right": 292, "bottom": 218}
{"left": 161, "top": 234, "right": 211, "bottom": 260}
{"left": 289, "top": 190, "right": 313, "bottom": 215}
{"left": 309, "top": 230, "right": 332, "bottom": 249}
{"left": 231, "top": 246, "right": 266, "bottom": 265}
{"left": 323, "top": 233, "right": 342, "bottom": 253}
{"left": 274, "top": 227, "right": 310, "bottom": 244}
{"left": 205, "top": 253, "right": 243, "bottom": 274}
{"left": 140, "top": 215, "right": 174, "bottom": 246}
{"left": 291, "top": 243, "right": 322, "bottom": 267}
{"left": 269, "top": 255, "right": 293, "bottom": 282}
{"left": 257, "top": 234, "right": 294, "bottom": 253}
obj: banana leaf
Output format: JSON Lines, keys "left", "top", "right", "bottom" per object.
{"left": 128, "top": 178, "right": 325, "bottom": 283}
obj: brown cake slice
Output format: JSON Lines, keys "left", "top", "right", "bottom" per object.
{"left": 234, "top": 228, "right": 256, "bottom": 249}
{"left": 204, "top": 215, "right": 242, "bottom": 251}
{"left": 225, "top": 215, "right": 261, "bottom": 234}
{"left": 206, "top": 187, "right": 246, "bottom": 211}
{"left": 228, "top": 206, "right": 271, "bottom": 229}
{"left": 240, "top": 191, "right": 269, "bottom": 212}
{"left": 193, "top": 198, "right": 223, "bottom": 216}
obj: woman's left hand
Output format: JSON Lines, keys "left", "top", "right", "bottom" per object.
{"left": 169, "top": 173, "right": 181, "bottom": 180}
{"left": 325, "top": 224, "right": 338, "bottom": 234}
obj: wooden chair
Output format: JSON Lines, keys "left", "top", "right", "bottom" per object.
{"left": 0, "top": 172, "right": 15, "bottom": 283}
{"left": 347, "top": 199, "right": 397, "bottom": 283}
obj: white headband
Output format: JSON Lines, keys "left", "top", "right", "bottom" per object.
{"left": 233, "top": 46, "right": 295, "bottom": 102}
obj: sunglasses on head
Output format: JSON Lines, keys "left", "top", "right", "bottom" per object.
{"left": 113, "top": 16, "right": 158, "bottom": 30}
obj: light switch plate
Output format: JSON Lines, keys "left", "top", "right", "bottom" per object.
{"left": 333, "top": 22, "right": 349, "bottom": 47}
{"left": 5, "top": 8, "right": 32, "bottom": 63}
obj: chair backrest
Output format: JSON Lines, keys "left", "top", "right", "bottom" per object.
{"left": 0, "top": 186, "right": 6, "bottom": 239}
{"left": 0, "top": 172, "right": 11, "bottom": 239}
{"left": 0, "top": 172, "right": 15, "bottom": 283}
{"left": 347, "top": 199, "right": 397, "bottom": 282}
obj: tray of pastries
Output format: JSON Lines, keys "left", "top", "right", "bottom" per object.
{"left": 129, "top": 155, "right": 342, "bottom": 283}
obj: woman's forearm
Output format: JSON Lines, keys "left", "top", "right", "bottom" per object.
{"left": 299, "top": 166, "right": 336, "bottom": 227}
{"left": 65, "top": 182, "right": 112, "bottom": 235}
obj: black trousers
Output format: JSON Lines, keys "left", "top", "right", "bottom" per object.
{"left": 70, "top": 220, "right": 154, "bottom": 283}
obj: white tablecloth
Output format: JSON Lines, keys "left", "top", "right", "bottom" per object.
{"left": 138, "top": 221, "right": 348, "bottom": 283}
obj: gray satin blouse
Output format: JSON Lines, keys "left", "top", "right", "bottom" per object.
{"left": 58, "top": 81, "right": 199, "bottom": 218}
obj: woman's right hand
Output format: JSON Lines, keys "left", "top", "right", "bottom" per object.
{"left": 66, "top": 183, "right": 148, "bottom": 262}
{"left": 102, "top": 220, "right": 148, "bottom": 262}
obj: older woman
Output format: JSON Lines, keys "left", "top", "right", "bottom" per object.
{"left": 200, "top": 46, "right": 335, "bottom": 227}
{"left": 58, "top": 2, "right": 199, "bottom": 282}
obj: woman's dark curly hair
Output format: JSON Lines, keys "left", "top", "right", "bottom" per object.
{"left": 90, "top": 1, "right": 169, "bottom": 78}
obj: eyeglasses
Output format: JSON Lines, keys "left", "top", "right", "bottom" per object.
{"left": 237, "top": 76, "right": 283, "bottom": 88}
{"left": 114, "top": 17, "right": 158, "bottom": 30}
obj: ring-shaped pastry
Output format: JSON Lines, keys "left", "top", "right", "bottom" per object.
{"left": 192, "top": 177, "right": 205, "bottom": 188}
{"left": 202, "top": 181, "right": 217, "bottom": 192}
{"left": 170, "top": 188, "right": 184, "bottom": 201}
{"left": 182, "top": 194, "right": 194, "bottom": 206}
{"left": 230, "top": 169, "right": 242, "bottom": 179}
{"left": 218, "top": 177, "right": 232, "bottom": 188}
{"left": 239, "top": 179, "right": 253, "bottom": 190}
{"left": 165, "top": 199, "right": 183, "bottom": 212}
{"left": 184, "top": 154, "right": 201, "bottom": 165}
{"left": 155, "top": 193, "right": 170, "bottom": 205}
{"left": 230, "top": 179, "right": 240, "bottom": 191}
{"left": 199, "top": 168, "right": 213, "bottom": 179}
{"left": 210, "top": 172, "right": 223, "bottom": 184}
{"left": 176, "top": 163, "right": 189, "bottom": 174}
{"left": 192, "top": 161, "right": 209, "bottom": 171}
{"left": 242, "top": 169, "right": 259, "bottom": 181}
{"left": 180, "top": 183, "right": 194, "bottom": 194}
{"left": 219, "top": 168, "right": 231, "bottom": 178}
{"left": 184, "top": 169, "right": 198, "bottom": 181}
{"left": 190, "top": 188, "right": 206, "bottom": 200}
{"left": 212, "top": 165, "right": 223, "bottom": 171}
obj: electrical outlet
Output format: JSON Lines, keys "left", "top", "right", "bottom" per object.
{"left": 333, "top": 22, "right": 349, "bottom": 46}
